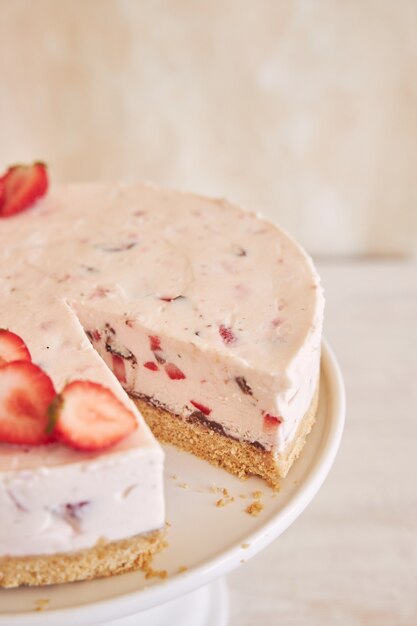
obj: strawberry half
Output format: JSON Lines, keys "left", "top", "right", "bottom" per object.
{"left": 0, "top": 361, "right": 56, "bottom": 445}
{"left": 0, "top": 162, "right": 48, "bottom": 218}
{"left": 50, "top": 380, "right": 137, "bottom": 451}
{"left": 0, "top": 329, "right": 31, "bottom": 366}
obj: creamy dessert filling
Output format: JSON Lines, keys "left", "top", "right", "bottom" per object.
{"left": 0, "top": 434, "right": 164, "bottom": 557}
{"left": 74, "top": 303, "right": 321, "bottom": 454}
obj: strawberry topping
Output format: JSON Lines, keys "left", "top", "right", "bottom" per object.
{"left": 0, "top": 162, "right": 48, "bottom": 218}
{"left": 0, "top": 329, "right": 31, "bottom": 366}
{"left": 50, "top": 380, "right": 137, "bottom": 451}
{"left": 144, "top": 361, "right": 159, "bottom": 371}
{"left": 0, "top": 361, "right": 56, "bottom": 445}
{"left": 190, "top": 400, "right": 211, "bottom": 416}
{"left": 219, "top": 324, "right": 236, "bottom": 345}
{"left": 164, "top": 362, "right": 186, "bottom": 380}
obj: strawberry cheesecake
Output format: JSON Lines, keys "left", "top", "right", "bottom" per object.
{"left": 0, "top": 164, "right": 324, "bottom": 587}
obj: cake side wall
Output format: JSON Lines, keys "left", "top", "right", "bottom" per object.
{"left": 74, "top": 302, "right": 319, "bottom": 454}
{"left": 0, "top": 444, "right": 165, "bottom": 558}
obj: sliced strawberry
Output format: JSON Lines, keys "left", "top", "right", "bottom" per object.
{"left": 190, "top": 400, "right": 211, "bottom": 416}
{"left": 164, "top": 362, "right": 186, "bottom": 380}
{"left": 51, "top": 380, "right": 137, "bottom": 451}
{"left": 219, "top": 324, "right": 236, "bottom": 345}
{"left": 144, "top": 361, "right": 159, "bottom": 371}
{"left": 0, "top": 162, "right": 48, "bottom": 218}
{"left": 0, "top": 361, "right": 56, "bottom": 445}
{"left": 0, "top": 329, "right": 31, "bottom": 366}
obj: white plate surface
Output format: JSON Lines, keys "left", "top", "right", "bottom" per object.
{"left": 0, "top": 340, "right": 345, "bottom": 626}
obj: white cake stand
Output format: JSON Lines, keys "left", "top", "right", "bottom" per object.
{"left": 0, "top": 340, "right": 345, "bottom": 626}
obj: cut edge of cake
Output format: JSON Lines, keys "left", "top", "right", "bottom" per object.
{"left": 133, "top": 381, "right": 320, "bottom": 491}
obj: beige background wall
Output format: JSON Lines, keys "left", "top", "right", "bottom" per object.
{"left": 1, "top": 0, "right": 416, "bottom": 256}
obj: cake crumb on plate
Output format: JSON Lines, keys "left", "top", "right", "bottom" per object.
{"left": 34, "top": 599, "right": 49, "bottom": 611}
{"left": 144, "top": 565, "right": 168, "bottom": 580}
{"left": 245, "top": 500, "right": 264, "bottom": 517}
{"left": 215, "top": 495, "right": 235, "bottom": 507}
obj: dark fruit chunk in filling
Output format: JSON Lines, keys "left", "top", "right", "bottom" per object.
{"left": 65, "top": 501, "right": 89, "bottom": 519}
{"left": 105, "top": 334, "right": 137, "bottom": 364}
{"left": 219, "top": 325, "right": 236, "bottom": 345}
{"left": 86, "top": 329, "right": 101, "bottom": 343}
{"left": 154, "top": 352, "right": 166, "bottom": 365}
{"left": 235, "top": 376, "right": 252, "bottom": 395}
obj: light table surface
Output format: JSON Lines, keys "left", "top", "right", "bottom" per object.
{"left": 228, "top": 260, "right": 417, "bottom": 626}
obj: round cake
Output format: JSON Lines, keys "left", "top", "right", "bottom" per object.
{"left": 0, "top": 175, "right": 324, "bottom": 587}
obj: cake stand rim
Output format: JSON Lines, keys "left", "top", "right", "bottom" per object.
{"left": 0, "top": 338, "right": 345, "bottom": 626}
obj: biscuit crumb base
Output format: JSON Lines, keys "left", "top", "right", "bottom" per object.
{"left": 143, "top": 560, "right": 168, "bottom": 581}
{"left": 134, "top": 385, "right": 319, "bottom": 490}
{"left": 1, "top": 385, "right": 318, "bottom": 588}
{"left": 0, "top": 529, "right": 165, "bottom": 588}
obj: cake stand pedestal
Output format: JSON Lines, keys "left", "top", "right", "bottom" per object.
{"left": 0, "top": 341, "right": 345, "bottom": 626}
{"left": 107, "top": 579, "right": 228, "bottom": 626}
